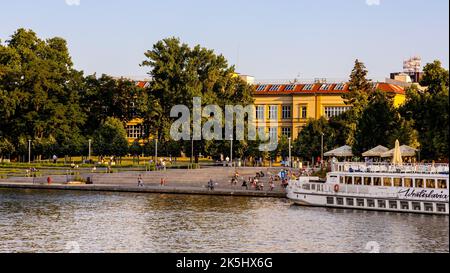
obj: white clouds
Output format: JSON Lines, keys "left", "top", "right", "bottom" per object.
{"left": 366, "top": 0, "right": 381, "bottom": 6}
{"left": 65, "top": 0, "right": 81, "bottom": 6}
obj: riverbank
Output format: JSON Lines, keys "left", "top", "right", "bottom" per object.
{"left": 0, "top": 167, "right": 288, "bottom": 198}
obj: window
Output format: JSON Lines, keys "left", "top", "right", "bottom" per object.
{"left": 364, "top": 177, "right": 372, "bottom": 186}
{"left": 415, "top": 179, "right": 424, "bottom": 188}
{"left": 346, "top": 198, "right": 354, "bottom": 206}
{"left": 401, "top": 201, "right": 410, "bottom": 210}
{"left": 357, "top": 199, "right": 365, "bottom": 207}
{"left": 282, "top": 127, "right": 292, "bottom": 138}
{"left": 337, "top": 198, "right": 344, "bottom": 205}
{"left": 426, "top": 179, "right": 436, "bottom": 189}
{"left": 334, "top": 83, "right": 346, "bottom": 91}
{"left": 300, "top": 106, "right": 308, "bottom": 119}
{"left": 389, "top": 201, "right": 398, "bottom": 209}
{"left": 126, "top": 125, "right": 143, "bottom": 139}
{"left": 378, "top": 200, "right": 386, "bottom": 208}
{"left": 437, "top": 204, "right": 447, "bottom": 213}
{"left": 327, "top": 197, "right": 334, "bottom": 205}
{"left": 320, "top": 84, "right": 331, "bottom": 91}
{"left": 256, "top": 85, "right": 267, "bottom": 91}
{"left": 354, "top": 177, "right": 362, "bottom": 185}
{"left": 269, "top": 106, "right": 278, "bottom": 120}
{"left": 282, "top": 105, "right": 292, "bottom": 119}
{"left": 412, "top": 202, "right": 421, "bottom": 211}
{"left": 383, "top": 177, "right": 392, "bottom": 187}
{"left": 339, "top": 176, "right": 344, "bottom": 184}
{"left": 285, "top": 84, "right": 296, "bottom": 91}
{"left": 367, "top": 199, "right": 375, "bottom": 208}
{"left": 404, "top": 178, "right": 413, "bottom": 188}
{"left": 394, "top": 178, "right": 402, "bottom": 187}
{"left": 424, "top": 203, "right": 434, "bottom": 212}
{"left": 269, "top": 127, "right": 278, "bottom": 140}
{"left": 374, "top": 177, "right": 382, "bottom": 186}
{"left": 438, "top": 179, "right": 448, "bottom": 189}
{"left": 302, "top": 84, "right": 314, "bottom": 91}
{"left": 269, "top": 85, "right": 281, "bottom": 91}
{"left": 324, "top": 106, "right": 352, "bottom": 118}
{"left": 345, "top": 176, "right": 353, "bottom": 185}
{"left": 256, "top": 106, "right": 265, "bottom": 120}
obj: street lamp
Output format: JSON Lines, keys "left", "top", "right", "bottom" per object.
{"left": 191, "top": 137, "right": 194, "bottom": 167}
{"left": 88, "top": 139, "right": 92, "bottom": 162}
{"left": 28, "top": 139, "right": 31, "bottom": 164}
{"left": 155, "top": 138, "right": 158, "bottom": 163}
{"left": 288, "top": 137, "right": 292, "bottom": 168}
{"left": 321, "top": 133, "right": 325, "bottom": 166}
{"left": 230, "top": 134, "right": 233, "bottom": 168}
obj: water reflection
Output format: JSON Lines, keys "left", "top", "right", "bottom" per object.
{"left": 0, "top": 189, "right": 448, "bottom": 253}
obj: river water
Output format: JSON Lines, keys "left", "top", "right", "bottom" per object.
{"left": 0, "top": 189, "right": 448, "bottom": 253}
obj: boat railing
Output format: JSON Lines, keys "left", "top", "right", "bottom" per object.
{"left": 332, "top": 162, "right": 449, "bottom": 175}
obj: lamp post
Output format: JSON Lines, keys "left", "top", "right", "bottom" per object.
{"left": 28, "top": 139, "right": 31, "bottom": 164}
{"left": 191, "top": 137, "right": 194, "bottom": 167}
{"left": 321, "top": 133, "right": 325, "bottom": 167}
{"left": 230, "top": 135, "right": 233, "bottom": 167}
{"left": 155, "top": 138, "right": 158, "bottom": 163}
{"left": 88, "top": 139, "right": 92, "bottom": 162}
{"left": 288, "top": 137, "right": 292, "bottom": 168}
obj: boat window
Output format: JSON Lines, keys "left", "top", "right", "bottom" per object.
{"left": 345, "top": 176, "right": 353, "bottom": 185}
{"left": 383, "top": 177, "right": 392, "bottom": 187}
{"left": 354, "top": 177, "right": 362, "bottom": 185}
{"left": 336, "top": 198, "right": 344, "bottom": 205}
{"left": 400, "top": 201, "right": 409, "bottom": 210}
{"left": 426, "top": 179, "right": 436, "bottom": 189}
{"left": 389, "top": 201, "right": 398, "bottom": 209}
{"left": 394, "top": 178, "right": 402, "bottom": 187}
{"left": 327, "top": 197, "right": 334, "bottom": 205}
{"left": 415, "top": 178, "right": 424, "bottom": 188}
{"left": 436, "top": 204, "right": 446, "bottom": 213}
{"left": 364, "top": 177, "right": 372, "bottom": 186}
{"left": 302, "top": 184, "right": 311, "bottom": 190}
{"left": 373, "top": 177, "right": 382, "bottom": 186}
{"left": 412, "top": 202, "right": 421, "bottom": 211}
{"left": 378, "top": 200, "right": 386, "bottom": 208}
{"left": 404, "top": 178, "right": 413, "bottom": 188}
{"left": 438, "top": 179, "right": 447, "bottom": 189}
{"left": 424, "top": 203, "right": 434, "bottom": 212}
{"left": 339, "top": 176, "right": 344, "bottom": 184}
{"left": 357, "top": 199, "right": 365, "bottom": 207}
{"left": 367, "top": 199, "right": 375, "bottom": 207}
{"left": 311, "top": 184, "right": 316, "bottom": 190}
{"left": 346, "top": 198, "right": 354, "bottom": 206}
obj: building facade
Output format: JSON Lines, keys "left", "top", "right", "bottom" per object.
{"left": 252, "top": 82, "right": 406, "bottom": 140}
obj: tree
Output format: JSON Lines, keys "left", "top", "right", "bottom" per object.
{"left": 401, "top": 61, "right": 449, "bottom": 161}
{"left": 93, "top": 117, "right": 129, "bottom": 158}
{"left": 354, "top": 90, "right": 418, "bottom": 155}
{"left": 141, "top": 37, "right": 254, "bottom": 161}
{"left": 0, "top": 28, "right": 85, "bottom": 160}
{"left": 341, "top": 59, "right": 373, "bottom": 145}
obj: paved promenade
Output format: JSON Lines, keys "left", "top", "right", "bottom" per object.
{"left": 0, "top": 167, "right": 288, "bottom": 198}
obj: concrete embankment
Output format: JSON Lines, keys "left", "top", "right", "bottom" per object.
{"left": 0, "top": 167, "right": 288, "bottom": 198}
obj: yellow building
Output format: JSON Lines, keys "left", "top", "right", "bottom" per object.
{"left": 252, "top": 82, "right": 406, "bottom": 140}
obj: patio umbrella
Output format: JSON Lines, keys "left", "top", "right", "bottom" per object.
{"left": 324, "top": 145, "right": 353, "bottom": 157}
{"left": 392, "top": 140, "right": 403, "bottom": 165}
{"left": 362, "top": 145, "right": 389, "bottom": 157}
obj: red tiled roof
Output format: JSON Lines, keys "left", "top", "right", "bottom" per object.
{"left": 253, "top": 82, "right": 405, "bottom": 95}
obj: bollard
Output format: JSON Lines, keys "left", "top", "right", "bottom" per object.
{"left": 47, "top": 177, "right": 52, "bottom": 184}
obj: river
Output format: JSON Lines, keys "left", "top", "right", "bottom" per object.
{"left": 0, "top": 189, "right": 448, "bottom": 253}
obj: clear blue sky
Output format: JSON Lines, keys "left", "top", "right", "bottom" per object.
{"left": 1, "top": 0, "right": 448, "bottom": 81}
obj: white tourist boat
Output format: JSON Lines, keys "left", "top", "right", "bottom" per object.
{"left": 287, "top": 162, "right": 449, "bottom": 215}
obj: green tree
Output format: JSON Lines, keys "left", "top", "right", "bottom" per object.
{"left": 401, "top": 61, "right": 449, "bottom": 160}
{"left": 93, "top": 117, "right": 129, "bottom": 157}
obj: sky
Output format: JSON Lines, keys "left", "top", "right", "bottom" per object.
{"left": 0, "top": 0, "right": 448, "bottom": 81}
